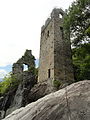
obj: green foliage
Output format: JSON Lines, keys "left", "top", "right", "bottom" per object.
{"left": 64, "top": 0, "right": 90, "bottom": 46}
{"left": 28, "top": 66, "right": 38, "bottom": 78}
{"left": 53, "top": 80, "right": 61, "bottom": 88}
{"left": 28, "top": 66, "right": 35, "bottom": 74}
{"left": 72, "top": 43, "right": 90, "bottom": 81}
{"left": 0, "top": 73, "right": 20, "bottom": 94}
{"left": 63, "top": 0, "right": 90, "bottom": 81}
{"left": 85, "top": 26, "right": 90, "bottom": 37}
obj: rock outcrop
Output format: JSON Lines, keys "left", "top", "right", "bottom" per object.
{"left": 0, "top": 72, "right": 37, "bottom": 119}
{"left": 0, "top": 50, "right": 37, "bottom": 119}
{"left": 3, "top": 80, "right": 90, "bottom": 120}
{"left": 5, "top": 72, "right": 37, "bottom": 116}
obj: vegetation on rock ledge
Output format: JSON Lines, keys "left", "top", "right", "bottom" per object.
{"left": 0, "top": 73, "right": 20, "bottom": 95}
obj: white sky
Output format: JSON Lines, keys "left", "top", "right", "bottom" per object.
{"left": 0, "top": 0, "right": 74, "bottom": 77}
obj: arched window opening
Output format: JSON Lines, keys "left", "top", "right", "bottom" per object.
{"left": 59, "top": 13, "right": 63, "bottom": 18}
{"left": 23, "top": 64, "right": 28, "bottom": 71}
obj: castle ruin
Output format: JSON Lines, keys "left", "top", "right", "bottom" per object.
{"left": 12, "top": 50, "right": 35, "bottom": 74}
{"left": 38, "top": 8, "right": 74, "bottom": 86}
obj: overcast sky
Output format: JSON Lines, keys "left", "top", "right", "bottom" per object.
{"left": 0, "top": 0, "right": 74, "bottom": 78}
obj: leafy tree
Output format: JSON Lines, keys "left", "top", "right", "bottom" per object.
{"left": 64, "top": 0, "right": 90, "bottom": 81}
{"left": 72, "top": 43, "right": 90, "bottom": 81}
{"left": 64, "top": 0, "right": 90, "bottom": 46}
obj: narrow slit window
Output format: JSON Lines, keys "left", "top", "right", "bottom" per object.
{"left": 48, "top": 69, "right": 51, "bottom": 78}
{"left": 47, "top": 31, "right": 50, "bottom": 37}
{"left": 60, "top": 27, "right": 64, "bottom": 39}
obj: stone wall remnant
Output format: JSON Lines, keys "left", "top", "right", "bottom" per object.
{"left": 12, "top": 50, "right": 35, "bottom": 74}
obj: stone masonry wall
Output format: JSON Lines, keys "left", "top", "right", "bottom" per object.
{"left": 38, "top": 18, "right": 55, "bottom": 82}
{"left": 38, "top": 8, "right": 74, "bottom": 86}
{"left": 12, "top": 50, "right": 35, "bottom": 74}
{"left": 53, "top": 9, "right": 74, "bottom": 84}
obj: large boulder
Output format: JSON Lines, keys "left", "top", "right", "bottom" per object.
{"left": 3, "top": 80, "right": 90, "bottom": 120}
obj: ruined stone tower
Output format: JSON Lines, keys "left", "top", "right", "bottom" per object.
{"left": 38, "top": 8, "right": 74, "bottom": 86}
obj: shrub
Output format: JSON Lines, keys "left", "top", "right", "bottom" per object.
{"left": 53, "top": 80, "right": 61, "bottom": 88}
{"left": 0, "top": 73, "right": 20, "bottom": 94}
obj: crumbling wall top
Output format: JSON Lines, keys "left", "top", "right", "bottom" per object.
{"left": 41, "top": 8, "right": 65, "bottom": 32}
{"left": 12, "top": 50, "right": 35, "bottom": 74}
{"left": 41, "top": 18, "right": 51, "bottom": 32}
{"left": 51, "top": 8, "right": 65, "bottom": 18}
